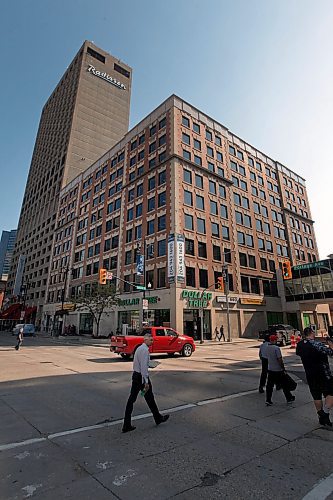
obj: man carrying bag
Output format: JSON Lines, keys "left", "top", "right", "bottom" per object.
{"left": 265, "top": 335, "right": 296, "bottom": 406}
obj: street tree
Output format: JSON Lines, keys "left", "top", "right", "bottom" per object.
{"left": 72, "top": 283, "right": 118, "bottom": 337}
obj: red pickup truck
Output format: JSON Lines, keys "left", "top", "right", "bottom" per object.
{"left": 110, "top": 326, "right": 196, "bottom": 359}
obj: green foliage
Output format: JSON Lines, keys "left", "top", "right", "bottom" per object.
{"left": 71, "top": 284, "right": 118, "bottom": 336}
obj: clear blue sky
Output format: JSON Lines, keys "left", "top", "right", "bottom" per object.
{"left": 1, "top": 0, "right": 332, "bottom": 258}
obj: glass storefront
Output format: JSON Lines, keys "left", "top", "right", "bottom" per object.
{"left": 183, "top": 309, "right": 211, "bottom": 340}
{"left": 118, "top": 309, "right": 170, "bottom": 333}
{"left": 79, "top": 313, "right": 93, "bottom": 335}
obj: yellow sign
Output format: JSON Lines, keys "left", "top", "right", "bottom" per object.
{"left": 240, "top": 298, "right": 265, "bottom": 305}
{"left": 56, "top": 303, "right": 76, "bottom": 312}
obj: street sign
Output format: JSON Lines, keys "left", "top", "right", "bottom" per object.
{"left": 142, "top": 299, "right": 148, "bottom": 310}
{"left": 135, "top": 285, "right": 146, "bottom": 291}
{"left": 106, "top": 271, "right": 113, "bottom": 280}
{"left": 293, "top": 260, "right": 330, "bottom": 271}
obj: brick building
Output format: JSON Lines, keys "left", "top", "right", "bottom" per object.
{"left": 6, "top": 41, "right": 132, "bottom": 325}
{"left": 44, "top": 95, "right": 326, "bottom": 338}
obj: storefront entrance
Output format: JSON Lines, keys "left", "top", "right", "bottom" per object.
{"left": 183, "top": 309, "right": 211, "bottom": 340}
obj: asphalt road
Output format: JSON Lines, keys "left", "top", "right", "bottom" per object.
{"left": 0, "top": 333, "right": 332, "bottom": 500}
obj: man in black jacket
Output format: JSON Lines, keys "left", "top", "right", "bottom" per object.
{"left": 296, "top": 326, "right": 333, "bottom": 426}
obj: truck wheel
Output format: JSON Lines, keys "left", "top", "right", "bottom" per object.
{"left": 182, "top": 344, "right": 193, "bottom": 357}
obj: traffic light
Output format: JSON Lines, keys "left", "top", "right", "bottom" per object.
{"left": 99, "top": 268, "right": 107, "bottom": 285}
{"left": 217, "top": 276, "right": 224, "bottom": 291}
{"left": 282, "top": 260, "right": 292, "bottom": 280}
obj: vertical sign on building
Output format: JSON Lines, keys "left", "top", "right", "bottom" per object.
{"left": 168, "top": 234, "right": 175, "bottom": 283}
{"left": 176, "top": 234, "right": 185, "bottom": 283}
{"left": 136, "top": 254, "right": 144, "bottom": 276}
{"left": 13, "top": 255, "right": 26, "bottom": 296}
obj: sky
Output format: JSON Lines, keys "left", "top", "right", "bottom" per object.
{"left": 1, "top": 0, "right": 332, "bottom": 258}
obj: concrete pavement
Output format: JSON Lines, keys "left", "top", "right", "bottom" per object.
{"left": 0, "top": 334, "right": 332, "bottom": 499}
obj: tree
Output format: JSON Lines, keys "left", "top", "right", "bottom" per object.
{"left": 72, "top": 283, "right": 118, "bottom": 337}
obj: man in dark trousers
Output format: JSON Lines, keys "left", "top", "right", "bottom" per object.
{"left": 258, "top": 333, "right": 270, "bottom": 393}
{"left": 265, "top": 334, "right": 295, "bottom": 406}
{"left": 219, "top": 325, "right": 225, "bottom": 342}
{"left": 122, "top": 333, "right": 169, "bottom": 433}
{"left": 296, "top": 326, "right": 333, "bottom": 426}
{"left": 15, "top": 327, "right": 23, "bottom": 351}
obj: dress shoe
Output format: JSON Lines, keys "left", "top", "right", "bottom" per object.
{"left": 122, "top": 425, "right": 136, "bottom": 433}
{"left": 318, "top": 410, "right": 332, "bottom": 427}
{"left": 156, "top": 414, "right": 169, "bottom": 425}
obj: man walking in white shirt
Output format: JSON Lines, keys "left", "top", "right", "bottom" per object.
{"left": 122, "top": 333, "right": 169, "bottom": 433}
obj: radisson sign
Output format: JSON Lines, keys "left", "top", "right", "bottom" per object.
{"left": 87, "top": 65, "right": 126, "bottom": 90}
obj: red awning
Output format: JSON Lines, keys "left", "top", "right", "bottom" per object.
{"left": 0, "top": 303, "right": 22, "bottom": 320}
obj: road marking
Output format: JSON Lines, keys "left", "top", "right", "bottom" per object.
{"left": 0, "top": 437, "right": 46, "bottom": 452}
{"left": 0, "top": 388, "right": 260, "bottom": 452}
{"left": 302, "top": 472, "right": 333, "bottom": 500}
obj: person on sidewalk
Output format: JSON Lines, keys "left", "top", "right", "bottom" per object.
{"left": 258, "top": 333, "right": 270, "bottom": 393}
{"left": 15, "top": 327, "right": 23, "bottom": 351}
{"left": 218, "top": 325, "right": 225, "bottom": 342}
{"left": 265, "top": 334, "right": 295, "bottom": 406}
{"left": 296, "top": 326, "right": 333, "bottom": 426}
{"left": 122, "top": 333, "right": 169, "bottom": 433}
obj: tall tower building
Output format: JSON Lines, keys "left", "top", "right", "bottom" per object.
{"left": 0, "top": 230, "right": 17, "bottom": 280}
{"left": 7, "top": 41, "right": 132, "bottom": 321}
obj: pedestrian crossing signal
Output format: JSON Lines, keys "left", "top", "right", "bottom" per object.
{"left": 282, "top": 260, "right": 292, "bottom": 280}
{"left": 99, "top": 268, "right": 107, "bottom": 285}
{"left": 217, "top": 277, "right": 224, "bottom": 291}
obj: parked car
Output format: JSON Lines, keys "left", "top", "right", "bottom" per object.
{"left": 259, "top": 324, "right": 300, "bottom": 346}
{"left": 12, "top": 324, "right": 36, "bottom": 337}
{"left": 110, "top": 326, "right": 196, "bottom": 359}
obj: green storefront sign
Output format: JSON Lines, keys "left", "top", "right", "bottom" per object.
{"left": 118, "top": 296, "right": 158, "bottom": 307}
{"left": 181, "top": 289, "right": 212, "bottom": 308}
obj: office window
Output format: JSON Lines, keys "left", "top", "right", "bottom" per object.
{"left": 186, "top": 266, "right": 196, "bottom": 287}
{"left": 241, "top": 276, "right": 250, "bottom": 293}
{"left": 246, "top": 234, "right": 254, "bottom": 247}
{"left": 215, "top": 136, "right": 222, "bottom": 146}
{"left": 239, "top": 252, "right": 247, "bottom": 266}
{"left": 219, "top": 185, "right": 226, "bottom": 198}
{"left": 240, "top": 180, "right": 247, "bottom": 191}
{"left": 158, "top": 170, "right": 166, "bottom": 185}
{"left": 184, "top": 190, "right": 193, "bottom": 206}
{"left": 208, "top": 161, "right": 215, "bottom": 173}
{"left": 183, "top": 150, "right": 191, "bottom": 161}
{"left": 217, "top": 151, "right": 223, "bottom": 163}
{"left": 195, "top": 174, "right": 203, "bottom": 189}
{"left": 237, "top": 231, "right": 245, "bottom": 245}
{"left": 210, "top": 200, "right": 218, "bottom": 215}
{"left": 244, "top": 215, "right": 252, "bottom": 228}
{"left": 182, "top": 133, "right": 190, "bottom": 145}
{"left": 158, "top": 214, "right": 166, "bottom": 231}
{"left": 252, "top": 186, "right": 258, "bottom": 196}
{"left": 199, "top": 269, "right": 208, "bottom": 288}
{"left": 182, "top": 116, "right": 190, "bottom": 127}
{"left": 135, "top": 225, "right": 142, "bottom": 240}
{"left": 230, "top": 161, "right": 238, "bottom": 172}
{"left": 237, "top": 150, "right": 244, "bottom": 160}
{"left": 266, "top": 240, "right": 273, "bottom": 253}
{"left": 206, "top": 130, "right": 212, "bottom": 141}
{"left": 196, "top": 195, "right": 205, "bottom": 210}
{"left": 262, "top": 206, "right": 268, "bottom": 218}
{"left": 193, "top": 123, "right": 200, "bottom": 134}
{"left": 235, "top": 211, "right": 243, "bottom": 225}
{"left": 220, "top": 204, "right": 228, "bottom": 219}
{"left": 263, "top": 222, "right": 271, "bottom": 235}
{"left": 222, "top": 226, "right": 230, "bottom": 240}
{"left": 148, "top": 176, "right": 155, "bottom": 191}
{"left": 132, "top": 201, "right": 140, "bottom": 218}
{"left": 185, "top": 238, "right": 195, "bottom": 255}
{"left": 211, "top": 222, "right": 219, "bottom": 237}
{"left": 207, "top": 146, "right": 214, "bottom": 158}
{"left": 158, "top": 191, "right": 166, "bottom": 207}
{"left": 209, "top": 180, "right": 216, "bottom": 194}
{"left": 213, "top": 245, "right": 221, "bottom": 261}
{"left": 248, "top": 255, "right": 256, "bottom": 269}
{"left": 185, "top": 214, "right": 194, "bottom": 230}
{"left": 126, "top": 229, "right": 133, "bottom": 243}
{"left": 159, "top": 135, "right": 166, "bottom": 147}
{"left": 148, "top": 197, "right": 155, "bottom": 212}
{"left": 194, "top": 155, "right": 202, "bottom": 166}
{"left": 232, "top": 176, "right": 239, "bottom": 187}
{"left": 260, "top": 257, "right": 268, "bottom": 270}
{"left": 229, "top": 145, "right": 236, "bottom": 156}
{"left": 127, "top": 208, "right": 133, "bottom": 222}
{"left": 157, "top": 267, "right": 166, "bottom": 287}
{"left": 234, "top": 193, "right": 241, "bottom": 206}
{"left": 197, "top": 217, "right": 206, "bottom": 234}
{"left": 147, "top": 220, "right": 155, "bottom": 235}
{"left": 198, "top": 241, "right": 207, "bottom": 258}
{"left": 125, "top": 251, "right": 132, "bottom": 265}
{"left": 183, "top": 169, "right": 192, "bottom": 184}
{"left": 239, "top": 165, "right": 246, "bottom": 176}
{"left": 158, "top": 239, "right": 166, "bottom": 256}
{"left": 194, "top": 138, "right": 201, "bottom": 150}
{"left": 269, "top": 259, "right": 276, "bottom": 272}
